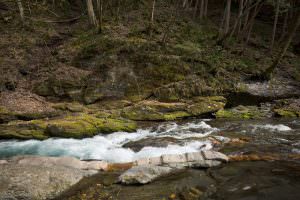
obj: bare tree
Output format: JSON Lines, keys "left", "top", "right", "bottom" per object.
{"left": 264, "top": 10, "right": 300, "bottom": 79}
{"left": 271, "top": 0, "right": 280, "bottom": 52}
{"left": 225, "top": 0, "right": 232, "bottom": 34}
{"left": 16, "top": 0, "right": 24, "bottom": 23}
{"left": 86, "top": 0, "right": 97, "bottom": 27}
{"left": 96, "top": 0, "right": 103, "bottom": 33}
{"left": 149, "top": 0, "right": 156, "bottom": 36}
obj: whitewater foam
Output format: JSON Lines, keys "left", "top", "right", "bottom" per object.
{"left": 252, "top": 124, "right": 292, "bottom": 132}
{"left": 0, "top": 121, "right": 217, "bottom": 162}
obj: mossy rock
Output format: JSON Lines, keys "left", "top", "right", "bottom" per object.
{"left": 52, "top": 102, "right": 86, "bottom": 113}
{"left": 121, "top": 100, "right": 191, "bottom": 121}
{"left": 39, "top": 114, "right": 137, "bottom": 138}
{"left": 216, "top": 105, "right": 270, "bottom": 119}
{"left": 0, "top": 106, "right": 17, "bottom": 123}
{"left": 273, "top": 99, "right": 300, "bottom": 118}
{"left": 0, "top": 106, "right": 58, "bottom": 123}
{"left": 122, "top": 97, "right": 226, "bottom": 121}
{"left": 0, "top": 123, "right": 47, "bottom": 140}
{"left": 274, "top": 109, "right": 299, "bottom": 118}
{"left": 186, "top": 96, "right": 226, "bottom": 116}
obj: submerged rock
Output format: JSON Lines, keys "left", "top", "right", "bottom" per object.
{"left": 119, "top": 166, "right": 174, "bottom": 184}
{"left": 122, "top": 96, "right": 226, "bottom": 121}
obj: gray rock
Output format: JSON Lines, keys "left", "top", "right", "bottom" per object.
{"left": 0, "top": 163, "right": 96, "bottom": 200}
{"left": 0, "top": 160, "right": 8, "bottom": 164}
{"left": 186, "top": 152, "right": 205, "bottom": 162}
{"left": 238, "top": 81, "right": 300, "bottom": 99}
{"left": 162, "top": 153, "right": 187, "bottom": 164}
{"left": 189, "top": 160, "right": 222, "bottom": 168}
{"left": 202, "top": 150, "right": 229, "bottom": 162}
{"left": 11, "top": 155, "right": 108, "bottom": 170}
{"left": 119, "top": 166, "right": 174, "bottom": 185}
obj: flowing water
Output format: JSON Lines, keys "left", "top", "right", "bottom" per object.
{"left": 1, "top": 118, "right": 300, "bottom": 199}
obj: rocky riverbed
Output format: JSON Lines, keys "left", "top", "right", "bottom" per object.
{"left": 0, "top": 117, "right": 300, "bottom": 199}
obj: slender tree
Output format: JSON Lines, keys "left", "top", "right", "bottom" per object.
{"left": 16, "top": 0, "right": 24, "bottom": 23}
{"left": 264, "top": 10, "right": 300, "bottom": 79}
{"left": 224, "top": 0, "right": 232, "bottom": 35}
{"left": 86, "top": 0, "right": 97, "bottom": 27}
{"left": 149, "top": 0, "right": 156, "bottom": 37}
{"left": 271, "top": 0, "right": 280, "bottom": 52}
{"left": 96, "top": 0, "right": 103, "bottom": 33}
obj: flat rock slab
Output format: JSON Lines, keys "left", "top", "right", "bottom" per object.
{"left": 202, "top": 150, "right": 229, "bottom": 162}
{"left": 134, "top": 151, "right": 228, "bottom": 167}
{"left": 0, "top": 163, "right": 96, "bottom": 200}
{"left": 10, "top": 156, "right": 108, "bottom": 171}
{"left": 119, "top": 166, "right": 174, "bottom": 184}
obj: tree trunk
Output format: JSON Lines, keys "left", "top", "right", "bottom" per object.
{"left": 16, "top": 0, "right": 24, "bottom": 23}
{"left": 264, "top": 10, "right": 300, "bottom": 80}
{"left": 200, "top": 0, "right": 204, "bottom": 20}
{"left": 193, "top": 0, "right": 199, "bottom": 18}
{"left": 245, "top": 1, "right": 264, "bottom": 44}
{"left": 96, "top": 0, "right": 103, "bottom": 33}
{"left": 237, "top": 0, "right": 244, "bottom": 35}
{"left": 270, "top": 0, "right": 280, "bottom": 52}
{"left": 204, "top": 0, "right": 208, "bottom": 18}
{"left": 279, "top": 9, "right": 289, "bottom": 43}
{"left": 224, "top": 0, "right": 231, "bottom": 35}
{"left": 149, "top": 0, "right": 156, "bottom": 36}
{"left": 86, "top": 0, "right": 97, "bottom": 27}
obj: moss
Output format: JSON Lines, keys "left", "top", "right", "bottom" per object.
{"left": 163, "top": 111, "right": 191, "bottom": 120}
{"left": 274, "top": 109, "right": 299, "bottom": 118}
{"left": 122, "top": 97, "right": 226, "bottom": 121}
{"left": 0, "top": 123, "right": 48, "bottom": 140}
{"left": 52, "top": 102, "right": 86, "bottom": 112}
{"left": 216, "top": 106, "right": 269, "bottom": 119}
{"left": 41, "top": 114, "right": 137, "bottom": 138}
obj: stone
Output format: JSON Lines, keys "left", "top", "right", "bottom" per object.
{"left": 121, "top": 97, "right": 226, "bottom": 121}
{"left": 215, "top": 105, "right": 271, "bottom": 119}
{"left": 189, "top": 160, "right": 222, "bottom": 168}
{"left": 185, "top": 152, "right": 205, "bottom": 162}
{"left": 202, "top": 150, "right": 229, "bottom": 162}
{"left": 0, "top": 161, "right": 96, "bottom": 200}
{"left": 119, "top": 166, "right": 174, "bottom": 185}
{"left": 12, "top": 156, "right": 108, "bottom": 171}
{"left": 149, "top": 156, "right": 163, "bottom": 165}
{"left": 162, "top": 154, "right": 187, "bottom": 164}
{"left": 135, "top": 158, "right": 151, "bottom": 166}
{"left": 0, "top": 160, "right": 8, "bottom": 164}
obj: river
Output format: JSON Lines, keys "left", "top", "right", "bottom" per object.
{"left": 1, "top": 118, "right": 300, "bottom": 199}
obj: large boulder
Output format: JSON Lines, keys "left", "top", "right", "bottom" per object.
{"left": 236, "top": 81, "right": 300, "bottom": 99}
{"left": 0, "top": 114, "right": 137, "bottom": 140}
{"left": 0, "top": 91, "right": 59, "bottom": 123}
{"left": 121, "top": 96, "right": 226, "bottom": 121}
{"left": 153, "top": 77, "right": 233, "bottom": 101}
{"left": 0, "top": 156, "right": 101, "bottom": 200}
